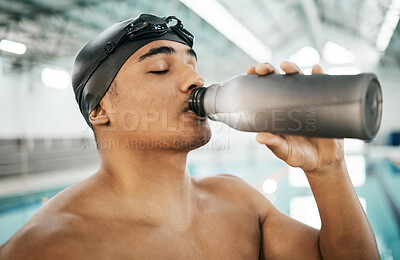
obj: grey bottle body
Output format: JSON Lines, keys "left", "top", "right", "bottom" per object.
{"left": 194, "top": 73, "right": 382, "bottom": 140}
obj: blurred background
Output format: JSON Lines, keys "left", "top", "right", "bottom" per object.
{"left": 0, "top": 0, "right": 399, "bottom": 258}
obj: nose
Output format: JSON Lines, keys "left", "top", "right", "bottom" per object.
{"left": 180, "top": 69, "right": 205, "bottom": 93}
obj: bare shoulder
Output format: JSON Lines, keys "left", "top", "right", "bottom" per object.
{"left": 0, "top": 211, "right": 85, "bottom": 260}
{"left": 193, "top": 173, "right": 262, "bottom": 197}
{"left": 192, "top": 174, "right": 272, "bottom": 217}
{"left": 0, "top": 178, "right": 97, "bottom": 259}
{"left": 193, "top": 174, "right": 256, "bottom": 194}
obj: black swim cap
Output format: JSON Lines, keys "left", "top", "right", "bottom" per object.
{"left": 72, "top": 14, "right": 194, "bottom": 128}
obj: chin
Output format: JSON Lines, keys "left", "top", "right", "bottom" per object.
{"left": 190, "top": 128, "right": 212, "bottom": 150}
{"left": 172, "top": 122, "right": 212, "bottom": 151}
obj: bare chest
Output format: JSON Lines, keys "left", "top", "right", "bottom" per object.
{"left": 76, "top": 211, "right": 261, "bottom": 260}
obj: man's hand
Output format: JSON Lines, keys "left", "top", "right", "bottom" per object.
{"left": 247, "top": 62, "right": 344, "bottom": 173}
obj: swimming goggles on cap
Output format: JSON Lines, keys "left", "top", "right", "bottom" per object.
{"left": 100, "top": 14, "right": 194, "bottom": 62}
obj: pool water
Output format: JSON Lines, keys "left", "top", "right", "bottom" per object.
{"left": 0, "top": 159, "right": 399, "bottom": 259}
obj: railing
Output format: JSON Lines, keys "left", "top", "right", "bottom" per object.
{"left": 0, "top": 138, "right": 99, "bottom": 179}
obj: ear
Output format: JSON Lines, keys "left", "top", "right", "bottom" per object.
{"left": 89, "top": 102, "right": 110, "bottom": 127}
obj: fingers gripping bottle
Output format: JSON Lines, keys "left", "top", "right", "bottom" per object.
{"left": 188, "top": 73, "right": 382, "bottom": 140}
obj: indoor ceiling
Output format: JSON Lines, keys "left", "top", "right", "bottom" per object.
{"left": 0, "top": 0, "right": 398, "bottom": 79}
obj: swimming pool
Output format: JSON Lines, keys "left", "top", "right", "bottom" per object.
{"left": 0, "top": 157, "right": 399, "bottom": 259}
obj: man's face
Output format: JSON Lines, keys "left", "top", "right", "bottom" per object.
{"left": 100, "top": 40, "right": 211, "bottom": 151}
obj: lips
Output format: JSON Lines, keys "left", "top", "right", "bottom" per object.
{"left": 182, "top": 107, "right": 207, "bottom": 121}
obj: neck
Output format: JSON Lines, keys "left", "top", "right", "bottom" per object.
{"left": 94, "top": 145, "right": 195, "bottom": 225}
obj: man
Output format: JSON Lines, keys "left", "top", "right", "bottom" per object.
{"left": 0, "top": 14, "right": 379, "bottom": 259}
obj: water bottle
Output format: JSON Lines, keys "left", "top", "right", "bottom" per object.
{"left": 188, "top": 73, "right": 382, "bottom": 140}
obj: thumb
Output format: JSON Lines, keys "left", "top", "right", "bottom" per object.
{"left": 256, "top": 133, "right": 289, "bottom": 160}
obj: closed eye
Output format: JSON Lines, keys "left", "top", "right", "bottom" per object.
{"left": 149, "top": 70, "right": 169, "bottom": 75}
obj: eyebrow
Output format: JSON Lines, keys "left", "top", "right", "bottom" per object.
{"left": 187, "top": 48, "right": 197, "bottom": 60}
{"left": 138, "top": 46, "right": 197, "bottom": 62}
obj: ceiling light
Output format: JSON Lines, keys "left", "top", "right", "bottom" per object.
{"left": 344, "top": 138, "right": 365, "bottom": 154}
{"left": 376, "top": 0, "right": 400, "bottom": 52}
{"left": 327, "top": 66, "right": 361, "bottom": 75}
{"left": 323, "top": 41, "right": 355, "bottom": 65}
{"left": 288, "top": 166, "right": 309, "bottom": 187}
{"left": 41, "top": 68, "right": 71, "bottom": 90}
{"left": 262, "top": 179, "right": 278, "bottom": 194}
{"left": 0, "top": 39, "right": 26, "bottom": 55}
{"left": 345, "top": 155, "right": 366, "bottom": 187}
{"left": 290, "top": 196, "right": 321, "bottom": 229}
{"left": 289, "top": 46, "right": 320, "bottom": 67}
{"left": 179, "top": 0, "right": 272, "bottom": 62}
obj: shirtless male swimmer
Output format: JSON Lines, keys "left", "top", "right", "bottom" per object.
{"left": 0, "top": 14, "right": 379, "bottom": 259}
